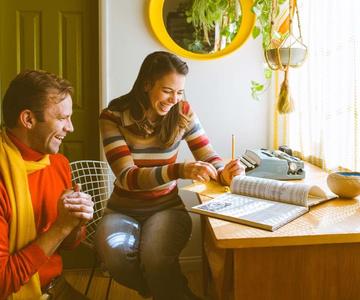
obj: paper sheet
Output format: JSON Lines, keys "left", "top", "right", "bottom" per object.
{"left": 181, "top": 180, "right": 229, "bottom": 198}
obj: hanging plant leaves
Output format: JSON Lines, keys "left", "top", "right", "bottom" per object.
{"left": 252, "top": 26, "right": 261, "bottom": 39}
{"left": 184, "top": 0, "right": 241, "bottom": 52}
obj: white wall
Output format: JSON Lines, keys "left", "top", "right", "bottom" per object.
{"left": 100, "top": 0, "right": 269, "bottom": 265}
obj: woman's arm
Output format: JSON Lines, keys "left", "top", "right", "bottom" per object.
{"left": 100, "top": 109, "right": 185, "bottom": 190}
{"left": 183, "top": 102, "right": 245, "bottom": 185}
{"left": 183, "top": 102, "right": 224, "bottom": 171}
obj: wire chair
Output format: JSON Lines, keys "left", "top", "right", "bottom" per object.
{"left": 70, "top": 160, "right": 115, "bottom": 298}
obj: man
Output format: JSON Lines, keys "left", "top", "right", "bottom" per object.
{"left": 0, "top": 70, "right": 94, "bottom": 299}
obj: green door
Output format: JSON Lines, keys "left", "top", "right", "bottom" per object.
{"left": 0, "top": 0, "right": 100, "bottom": 162}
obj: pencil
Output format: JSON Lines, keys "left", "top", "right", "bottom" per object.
{"left": 231, "top": 134, "right": 235, "bottom": 160}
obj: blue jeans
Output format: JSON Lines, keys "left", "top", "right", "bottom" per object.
{"left": 95, "top": 206, "right": 195, "bottom": 300}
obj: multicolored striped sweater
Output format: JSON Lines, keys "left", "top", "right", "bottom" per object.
{"left": 99, "top": 100, "right": 224, "bottom": 211}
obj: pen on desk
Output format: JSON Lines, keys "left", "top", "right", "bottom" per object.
{"left": 231, "top": 134, "right": 235, "bottom": 160}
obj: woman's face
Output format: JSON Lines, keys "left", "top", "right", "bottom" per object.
{"left": 145, "top": 72, "right": 185, "bottom": 121}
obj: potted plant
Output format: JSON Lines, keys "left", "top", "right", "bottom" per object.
{"left": 250, "top": 0, "right": 283, "bottom": 100}
{"left": 250, "top": 0, "right": 307, "bottom": 114}
{"left": 185, "top": 0, "right": 242, "bottom": 53}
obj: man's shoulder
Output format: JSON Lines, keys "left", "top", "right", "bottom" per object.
{"left": 48, "top": 154, "right": 72, "bottom": 185}
{"left": 49, "top": 153, "right": 70, "bottom": 165}
{"left": 48, "top": 154, "right": 71, "bottom": 173}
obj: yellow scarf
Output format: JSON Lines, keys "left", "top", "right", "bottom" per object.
{"left": 0, "top": 130, "right": 50, "bottom": 300}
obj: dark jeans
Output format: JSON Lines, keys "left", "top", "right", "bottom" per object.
{"left": 95, "top": 206, "right": 195, "bottom": 300}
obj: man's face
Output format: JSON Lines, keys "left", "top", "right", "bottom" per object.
{"left": 28, "top": 94, "right": 74, "bottom": 154}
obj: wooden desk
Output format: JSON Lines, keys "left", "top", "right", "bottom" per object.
{"left": 198, "top": 163, "right": 360, "bottom": 300}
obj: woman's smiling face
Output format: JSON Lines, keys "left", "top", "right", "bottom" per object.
{"left": 145, "top": 72, "right": 186, "bottom": 121}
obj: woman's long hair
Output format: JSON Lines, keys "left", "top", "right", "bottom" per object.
{"left": 108, "top": 51, "right": 190, "bottom": 147}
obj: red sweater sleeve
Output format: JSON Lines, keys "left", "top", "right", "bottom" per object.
{"left": 0, "top": 181, "right": 49, "bottom": 298}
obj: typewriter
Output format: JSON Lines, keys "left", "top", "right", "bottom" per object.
{"left": 239, "top": 148, "right": 305, "bottom": 180}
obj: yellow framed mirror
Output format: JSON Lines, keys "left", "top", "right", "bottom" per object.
{"left": 149, "top": 0, "right": 256, "bottom": 60}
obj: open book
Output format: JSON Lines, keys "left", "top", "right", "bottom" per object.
{"left": 188, "top": 176, "right": 337, "bottom": 231}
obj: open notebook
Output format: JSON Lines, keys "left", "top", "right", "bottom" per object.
{"left": 185, "top": 176, "right": 337, "bottom": 231}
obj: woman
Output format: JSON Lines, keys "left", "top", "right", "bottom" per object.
{"left": 95, "top": 51, "right": 243, "bottom": 300}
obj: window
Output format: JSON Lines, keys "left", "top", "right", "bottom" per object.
{"left": 283, "top": 0, "right": 360, "bottom": 171}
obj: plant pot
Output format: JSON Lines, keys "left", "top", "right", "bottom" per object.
{"left": 265, "top": 47, "right": 307, "bottom": 68}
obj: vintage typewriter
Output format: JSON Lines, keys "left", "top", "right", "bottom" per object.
{"left": 239, "top": 148, "right": 305, "bottom": 180}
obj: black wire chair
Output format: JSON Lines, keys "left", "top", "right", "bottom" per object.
{"left": 70, "top": 160, "right": 115, "bottom": 299}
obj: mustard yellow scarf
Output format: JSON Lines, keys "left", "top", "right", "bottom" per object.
{"left": 0, "top": 130, "right": 50, "bottom": 300}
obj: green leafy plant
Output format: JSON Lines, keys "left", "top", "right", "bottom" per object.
{"left": 250, "top": 0, "right": 286, "bottom": 100}
{"left": 250, "top": 67, "right": 272, "bottom": 100}
{"left": 185, "top": 0, "right": 242, "bottom": 53}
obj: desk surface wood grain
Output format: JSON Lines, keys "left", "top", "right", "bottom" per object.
{"left": 198, "top": 163, "right": 360, "bottom": 248}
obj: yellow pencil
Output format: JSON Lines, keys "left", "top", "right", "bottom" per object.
{"left": 231, "top": 134, "right": 235, "bottom": 160}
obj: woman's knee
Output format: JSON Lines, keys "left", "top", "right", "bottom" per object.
{"left": 95, "top": 213, "right": 141, "bottom": 270}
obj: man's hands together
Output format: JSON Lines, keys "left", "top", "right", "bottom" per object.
{"left": 55, "top": 184, "right": 94, "bottom": 235}
{"left": 34, "top": 184, "right": 94, "bottom": 256}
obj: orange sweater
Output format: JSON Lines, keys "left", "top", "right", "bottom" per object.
{"left": 0, "top": 133, "right": 80, "bottom": 299}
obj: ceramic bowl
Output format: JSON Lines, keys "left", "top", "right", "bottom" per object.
{"left": 265, "top": 47, "right": 307, "bottom": 68}
{"left": 327, "top": 171, "right": 360, "bottom": 198}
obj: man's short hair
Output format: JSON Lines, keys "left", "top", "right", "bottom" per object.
{"left": 2, "top": 69, "right": 73, "bottom": 128}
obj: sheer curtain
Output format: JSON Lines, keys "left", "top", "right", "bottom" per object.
{"left": 283, "top": 0, "right": 360, "bottom": 171}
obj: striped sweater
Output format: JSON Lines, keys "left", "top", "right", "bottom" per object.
{"left": 99, "top": 101, "right": 224, "bottom": 211}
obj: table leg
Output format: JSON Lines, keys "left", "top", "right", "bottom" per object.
{"left": 203, "top": 221, "right": 234, "bottom": 300}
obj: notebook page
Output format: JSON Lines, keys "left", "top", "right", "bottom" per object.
{"left": 230, "top": 176, "right": 310, "bottom": 206}
{"left": 191, "top": 193, "right": 308, "bottom": 231}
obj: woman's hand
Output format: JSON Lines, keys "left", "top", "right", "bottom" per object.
{"left": 183, "top": 161, "right": 218, "bottom": 183}
{"left": 219, "top": 159, "right": 245, "bottom": 186}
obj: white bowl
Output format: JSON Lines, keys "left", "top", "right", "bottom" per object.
{"left": 327, "top": 172, "right": 360, "bottom": 198}
{"left": 265, "top": 47, "right": 307, "bottom": 67}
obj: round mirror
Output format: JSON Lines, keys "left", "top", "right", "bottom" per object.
{"left": 149, "top": 0, "right": 255, "bottom": 60}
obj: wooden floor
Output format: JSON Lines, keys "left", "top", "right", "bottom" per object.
{"left": 63, "top": 268, "right": 204, "bottom": 300}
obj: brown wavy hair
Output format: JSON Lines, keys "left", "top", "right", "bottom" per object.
{"left": 2, "top": 69, "right": 73, "bottom": 128}
{"left": 108, "top": 51, "right": 190, "bottom": 147}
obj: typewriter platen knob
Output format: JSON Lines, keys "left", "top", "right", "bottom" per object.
{"left": 289, "top": 162, "right": 298, "bottom": 173}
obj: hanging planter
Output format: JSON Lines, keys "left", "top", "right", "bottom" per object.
{"left": 251, "top": 0, "right": 307, "bottom": 108}
{"left": 265, "top": 47, "right": 307, "bottom": 69}
{"left": 264, "top": 0, "right": 307, "bottom": 113}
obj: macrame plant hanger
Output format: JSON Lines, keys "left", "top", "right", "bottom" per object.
{"left": 264, "top": 0, "right": 307, "bottom": 114}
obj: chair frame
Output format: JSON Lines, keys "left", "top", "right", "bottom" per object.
{"left": 70, "top": 160, "right": 115, "bottom": 298}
